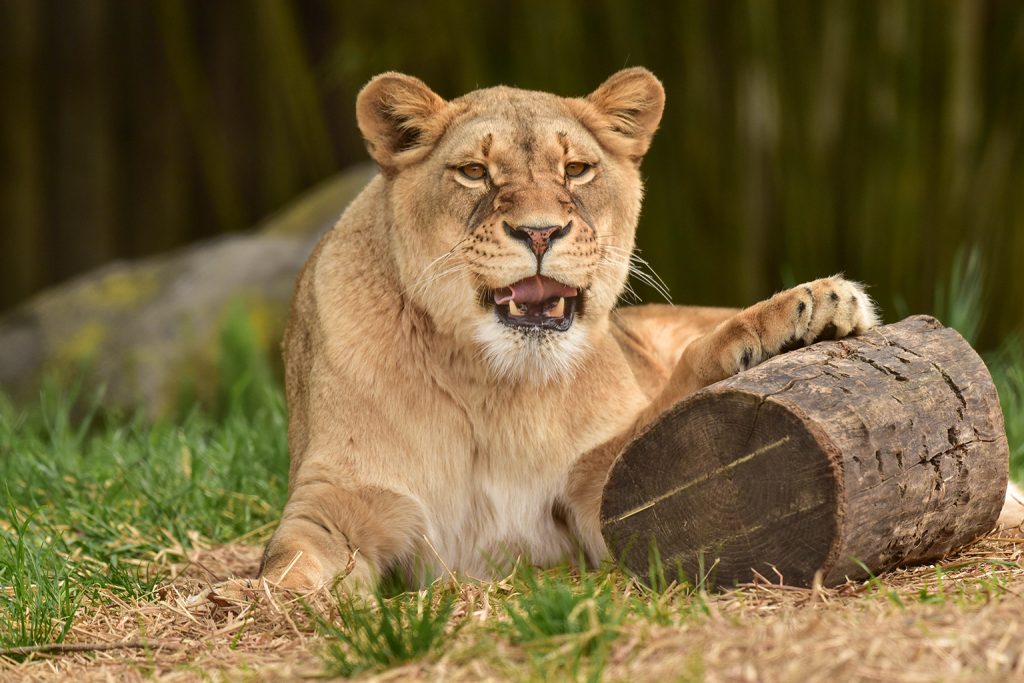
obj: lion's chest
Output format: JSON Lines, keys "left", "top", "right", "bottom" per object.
{"left": 397, "top": 347, "right": 647, "bottom": 578}
{"left": 415, "top": 405, "right": 617, "bottom": 577}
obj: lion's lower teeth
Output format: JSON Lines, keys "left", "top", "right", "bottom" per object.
{"left": 507, "top": 297, "right": 566, "bottom": 318}
{"left": 547, "top": 297, "right": 565, "bottom": 318}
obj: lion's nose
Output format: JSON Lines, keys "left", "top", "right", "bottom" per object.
{"left": 503, "top": 221, "right": 572, "bottom": 256}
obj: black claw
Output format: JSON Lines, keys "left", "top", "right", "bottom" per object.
{"left": 797, "top": 301, "right": 807, "bottom": 316}
{"left": 779, "top": 335, "right": 806, "bottom": 354}
{"left": 829, "top": 291, "right": 840, "bottom": 302}
{"left": 740, "top": 347, "right": 753, "bottom": 370}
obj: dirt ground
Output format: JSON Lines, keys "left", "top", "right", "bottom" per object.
{"left": 4, "top": 533, "right": 1024, "bottom": 683}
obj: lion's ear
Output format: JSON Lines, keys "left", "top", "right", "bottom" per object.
{"left": 356, "top": 72, "right": 449, "bottom": 174}
{"left": 577, "top": 67, "right": 665, "bottom": 162}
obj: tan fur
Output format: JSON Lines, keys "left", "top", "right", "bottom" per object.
{"left": 259, "top": 69, "right": 995, "bottom": 593}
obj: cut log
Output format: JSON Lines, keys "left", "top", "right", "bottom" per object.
{"left": 600, "top": 315, "right": 1009, "bottom": 588}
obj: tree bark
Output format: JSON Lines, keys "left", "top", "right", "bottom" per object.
{"left": 601, "top": 315, "right": 1009, "bottom": 588}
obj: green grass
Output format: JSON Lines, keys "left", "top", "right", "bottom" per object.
{"left": 311, "top": 561, "right": 718, "bottom": 681}
{"left": 912, "top": 561, "right": 1014, "bottom": 607}
{"left": 502, "top": 565, "right": 626, "bottom": 681}
{"left": 990, "top": 337, "right": 1024, "bottom": 481}
{"left": 0, "top": 384, "right": 288, "bottom": 652}
{"left": 0, "top": 379, "right": 288, "bottom": 559}
{"left": 0, "top": 315, "right": 289, "bottom": 655}
{"left": 316, "top": 586, "right": 458, "bottom": 677}
{"left": 0, "top": 506, "right": 83, "bottom": 651}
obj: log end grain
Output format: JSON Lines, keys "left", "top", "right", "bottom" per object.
{"left": 600, "top": 390, "right": 842, "bottom": 587}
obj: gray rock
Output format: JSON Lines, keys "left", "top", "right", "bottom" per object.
{"left": 0, "top": 164, "right": 376, "bottom": 416}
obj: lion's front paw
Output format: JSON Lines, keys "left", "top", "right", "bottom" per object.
{"left": 259, "top": 539, "right": 375, "bottom": 595}
{"left": 260, "top": 548, "right": 330, "bottom": 593}
{"left": 719, "top": 275, "right": 879, "bottom": 376}
{"left": 787, "top": 275, "right": 879, "bottom": 347}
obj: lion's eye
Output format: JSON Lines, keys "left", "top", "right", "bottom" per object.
{"left": 458, "top": 163, "right": 488, "bottom": 181}
{"left": 565, "top": 162, "right": 592, "bottom": 178}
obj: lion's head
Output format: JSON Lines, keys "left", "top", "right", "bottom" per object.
{"left": 356, "top": 68, "right": 665, "bottom": 382}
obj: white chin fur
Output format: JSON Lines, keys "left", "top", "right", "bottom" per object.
{"left": 472, "top": 317, "right": 590, "bottom": 384}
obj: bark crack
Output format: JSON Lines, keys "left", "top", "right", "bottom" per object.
{"left": 847, "top": 349, "right": 909, "bottom": 381}
{"left": 887, "top": 339, "right": 924, "bottom": 358}
{"left": 853, "top": 438, "right": 995, "bottom": 495}
{"left": 930, "top": 360, "right": 967, "bottom": 419}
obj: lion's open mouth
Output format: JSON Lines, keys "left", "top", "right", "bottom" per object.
{"left": 492, "top": 275, "right": 579, "bottom": 332}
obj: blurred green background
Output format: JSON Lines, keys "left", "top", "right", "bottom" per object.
{"left": 2, "top": 0, "right": 1023, "bottom": 346}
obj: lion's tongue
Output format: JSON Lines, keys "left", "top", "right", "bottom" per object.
{"left": 493, "top": 275, "right": 577, "bottom": 305}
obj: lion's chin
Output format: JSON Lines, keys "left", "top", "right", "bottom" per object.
{"left": 472, "top": 317, "right": 590, "bottom": 384}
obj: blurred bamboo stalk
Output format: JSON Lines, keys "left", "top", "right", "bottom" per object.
{"left": 0, "top": 0, "right": 43, "bottom": 298}
{"left": 52, "top": 0, "right": 116, "bottom": 280}
{"left": 254, "top": 1, "right": 335, "bottom": 197}
{"left": 156, "top": 0, "right": 245, "bottom": 233}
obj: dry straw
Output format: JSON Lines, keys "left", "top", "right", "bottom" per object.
{"left": 3, "top": 530, "right": 1023, "bottom": 682}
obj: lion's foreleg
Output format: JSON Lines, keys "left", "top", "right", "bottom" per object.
{"left": 664, "top": 276, "right": 878, "bottom": 395}
{"left": 259, "top": 475, "right": 425, "bottom": 593}
{"left": 565, "top": 438, "right": 621, "bottom": 563}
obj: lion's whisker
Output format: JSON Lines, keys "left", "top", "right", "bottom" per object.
{"left": 595, "top": 248, "right": 673, "bottom": 304}
{"left": 408, "top": 263, "right": 472, "bottom": 300}
{"left": 404, "top": 236, "right": 473, "bottom": 299}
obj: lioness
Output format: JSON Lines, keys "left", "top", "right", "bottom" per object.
{"left": 258, "top": 68, "right": 883, "bottom": 591}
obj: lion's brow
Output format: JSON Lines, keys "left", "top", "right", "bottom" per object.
{"left": 518, "top": 133, "right": 535, "bottom": 162}
{"left": 557, "top": 131, "right": 570, "bottom": 157}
